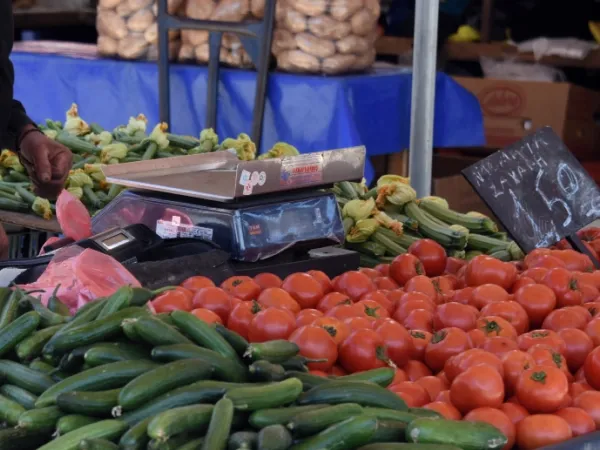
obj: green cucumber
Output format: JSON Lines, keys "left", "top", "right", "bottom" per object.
{"left": 214, "top": 324, "right": 249, "bottom": 358}
{"left": 179, "top": 437, "right": 205, "bottom": 450}
{"left": 155, "top": 312, "right": 175, "bottom": 326}
{"left": 47, "top": 287, "right": 71, "bottom": 316}
{"left": 56, "top": 414, "right": 99, "bottom": 435}
{"left": 121, "top": 319, "right": 143, "bottom": 342}
{"left": 369, "top": 420, "right": 407, "bottom": 444}
{"left": 284, "top": 370, "right": 331, "bottom": 391}
{"left": 287, "top": 403, "right": 364, "bottom": 437}
{"left": 289, "top": 415, "right": 378, "bottom": 450}
{"left": 225, "top": 378, "right": 303, "bottom": 411}
{"left": 0, "top": 360, "right": 54, "bottom": 394}
{"left": 407, "top": 408, "right": 442, "bottom": 419}
{"left": 257, "top": 425, "right": 292, "bottom": 450}
{"left": 29, "top": 359, "right": 55, "bottom": 374}
{"left": 148, "top": 404, "right": 213, "bottom": 441}
{"left": 38, "top": 419, "right": 127, "bottom": 450}
{"left": 19, "top": 296, "right": 67, "bottom": 327}
{"left": 228, "top": 431, "right": 257, "bottom": 450}
{"left": 405, "top": 418, "right": 508, "bottom": 450}
{"left": 362, "top": 408, "right": 422, "bottom": 424}
{"left": 202, "top": 397, "right": 234, "bottom": 450}
{"left": 0, "top": 290, "right": 23, "bottom": 328}
{"left": 0, "top": 288, "right": 12, "bottom": 318}
{"left": 149, "top": 433, "right": 198, "bottom": 450}
{"left": 18, "top": 405, "right": 64, "bottom": 432}
{"left": 0, "top": 393, "right": 26, "bottom": 425}
{"left": 358, "top": 444, "right": 463, "bottom": 450}
{"left": 0, "top": 384, "right": 37, "bottom": 409}
{"left": 57, "top": 389, "right": 121, "bottom": 417}
{"left": 298, "top": 381, "right": 408, "bottom": 410}
{"left": 0, "top": 311, "right": 40, "bottom": 357}
{"left": 249, "top": 404, "right": 330, "bottom": 429}
{"left": 151, "top": 344, "right": 247, "bottom": 382}
{"left": 171, "top": 311, "right": 239, "bottom": 360}
{"left": 119, "top": 359, "right": 213, "bottom": 411}
{"left": 96, "top": 286, "right": 133, "bottom": 320}
{"left": 83, "top": 345, "right": 149, "bottom": 367}
{"left": 0, "top": 427, "right": 51, "bottom": 450}
{"left": 78, "top": 439, "right": 119, "bottom": 450}
{"left": 280, "top": 356, "right": 311, "bottom": 372}
{"left": 118, "top": 416, "right": 151, "bottom": 449}
{"left": 249, "top": 360, "right": 286, "bottom": 382}
{"left": 16, "top": 324, "right": 62, "bottom": 361}
{"left": 338, "top": 368, "right": 395, "bottom": 387}
{"left": 244, "top": 340, "right": 299, "bottom": 363}
{"left": 35, "top": 360, "right": 158, "bottom": 408}
{"left": 131, "top": 315, "right": 193, "bottom": 346}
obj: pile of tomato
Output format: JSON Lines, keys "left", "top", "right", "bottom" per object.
{"left": 148, "top": 237, "right": 600, "bottom": 450}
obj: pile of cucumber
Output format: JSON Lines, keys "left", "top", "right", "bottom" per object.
{"left": 0, "top": 285, "right": 507, "bottom": 450}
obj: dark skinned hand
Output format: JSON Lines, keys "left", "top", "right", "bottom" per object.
{"left": 18, "top": 125, "right": 73, "bottom": 200}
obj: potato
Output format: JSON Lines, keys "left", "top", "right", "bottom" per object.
{"left": 97, "top": 10, "right": 128, "bottom": 40}
{"left": 182, "top": 30, "right": 209, "bottom": 46}
{"left": 322, "top": 54, "right": 357, "bottom": 74}
{"left": 167, "top": 0, "right": 185, "bottom": 14}
{"left": 307, "top": 16, "right": 351, "bottom": 40}
{"left": 272, "top": 29, "right": 297, "bottom": 56}
{"left": 127, "top": 0, "right": 152, "bottom": 11}
{"left": 185, "top": 0, "right": 215, "bottom": 19}
{"left": 282, "top": 8, "right": 307, "bottom": 33}
{"left": 277, "top": 49, "right": 320, "bottom": 73}
{"left": 250, "top": 0, "right": 264, "bottom": 17}
{"left": 143, "top": 23, "right": 176, "bottom": 45}
{"left": 146, "top": 41, "right": 180, "bottom": 60}
{"left": 351, "top": 8, "right": 375, "bottom": 36}
{"left": 194, "top": 43, "right": 210, "bottom": 62}
{"left": 118, "top": 34, "right": 149, "bottom": 59}
{"left": 98, "top": 0, "right": 121, "bottom": 8}
{"left": 365, "top": 0, "right": 380, "bottom": 19}
{"left": 295, "top": 33, "right": 336, "bottom": 59}
{"left": 178, "top": 43, "right": 195, "bottom": 61}
{"left": 211, "top": 0, "right": 249, "bottom": 22}
{"left": 116, "top": 1, "right": 135, "bottom": 17}
{"left": 353, "top": 48, "right": 375, "bottom": 70}
{"left": 330, "top": 0, "right": 363, "bottom": 22}
{"left": 293, "top": 0, "right": 326, "bottom": 17}
{"left": 336, "top": 34, "right": 370, "bottom": 54}
{"left": 97, "top": 35, "right": 118, "bottom": 56}
{"left": 127, "top": 8, "right": 155, "bottom": 32}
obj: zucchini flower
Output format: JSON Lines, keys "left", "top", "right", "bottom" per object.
{"left": 467, "top": 211, "right": 490, "bottom": 219}
{"left": 0, "top": 150, "right": 25, "bottom": 173}
{"left": 84, "top": 164, "right": 107, "bottom": 189}
{"left": 220, "top": 133, "right": 256, "bottom": 161}
{"left": 258, "top": 142, "right": 300, "bottom": 160}
{"left": 376, "top": 182, "right": 416, "bottom": 208}
{"left": 64, "top": 104, "right": 90, "bottom": 136}
{"left": 66, "top": 169, "right": 93, "bottom": 189}
{"left": 67, "top": 186, "right": 83, "bottom": 199}
{"left": 353, "top": 179, "right": 369, "bottom": 198}
{"left": 43, "top": 129, "right": 58, "bottom": 140}
{"left": 85, "top": 131, "right": 113, "bottom": 147}
{"left": 32, "top": 197, "right": 53, "bottom": 220}
{"left": 419, "top": 196, "right": 449, "bottom": 209}
{"left": 342, "top": 198, "right": 375, "bottom": 222}
{"left": 100, "top": 143, "right": 128, "bottom": 164}
{"left": 149, "top": 123, "right": 170, "bottom": 150}
{"left": 372, "top": 209, "right": 403, "bottom": 235}
{"left": 377, "top": 174, "right": 410, "bottom": 187}
{"left": 196, "top": 128, "right": 219, "bottom": 153}
{"left": 346, "top": 218, "right": 380, "bottom": 244}
{"left": 125, "top": 114, "right": 148, "bottom": 135}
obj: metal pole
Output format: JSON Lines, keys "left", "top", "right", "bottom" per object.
{"left": 408, "top": 0, "right": 440, "bottom": 197}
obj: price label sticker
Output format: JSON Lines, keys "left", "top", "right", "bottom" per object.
{"left": 243, "top": 181, "right": 253, "bottom": 196}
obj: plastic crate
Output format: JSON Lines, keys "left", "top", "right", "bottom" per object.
{"left": 7, "top": 230, "right": 55, "bottom": 259}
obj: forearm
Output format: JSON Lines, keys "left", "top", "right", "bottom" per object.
{"left": 8, "top": 99, "right": 35, "bottom": 137}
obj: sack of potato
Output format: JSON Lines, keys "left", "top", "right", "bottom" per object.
{"left": 96, "top": 0, "right": 183, "bottom": 61}
{"left": 274, "top": 0, "right": 380, "bottom": 74}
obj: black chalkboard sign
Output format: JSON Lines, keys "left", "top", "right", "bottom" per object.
{"left": 462, "top": 127, "right": 600, "bottom": 258}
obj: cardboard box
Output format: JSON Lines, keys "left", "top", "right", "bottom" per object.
{"left": 453, "top": 76, "right": 600, "bottom": 159}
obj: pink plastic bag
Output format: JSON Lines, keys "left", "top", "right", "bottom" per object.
{"left": 18, "top": 246, "right": 141, "bottom": 313}
{"left": 38, "top": 236, "right": 61, "bottom": 256}
{"left": 56, "top": 190, "right": 93, "bottom": 241}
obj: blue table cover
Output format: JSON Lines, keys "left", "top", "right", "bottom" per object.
{"left": 11, "top": 52, "right": 484, "bottom": 182}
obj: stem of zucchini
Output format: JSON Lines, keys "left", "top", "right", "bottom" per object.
{"left": 142, "top": 142, "right": 159, "bottom": 160}
{"left": 14, "top": 185, "right": 36, "bottom": 205}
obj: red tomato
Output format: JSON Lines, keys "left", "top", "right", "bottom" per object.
{"left": 190, "top": 308, "right": 222, "bottom": 324}
{"left": 307, "top": 270, "right": 333, "bottom": 294}
{"left": 558, "top": 328, "right": 594, "bottom": 372}
{"left": 452, "top": 287, "right": 475, "bottom": 305}
{"left": 375, "top": 319, "right": 414, "bottom": 367}
{"left": 329, "top": 365, "right": 347, "bottom": 376}
{"left": 391, "top": 368, "right": 408, "bottom": 385}
{"left": 500, "top": 402, "right": 529, "bottom": 426}
{"left": 445, "top": 257, "right": 467, "bottom": 275}
{"left": 580, "top": 283, "right": 599, "bottom": 303}
{"left": 583, "top": 346, "right": 600, "bottom": 390}
{"left": 343, "top": 316, "right": 374, "bottom": 333}
{"left": 476, "top": 315, "right": 518, "bottom": 340}
{"left": 220, "top": 276, "right": 261, "bottom": 302}
{"left": 543, "top": 268, "right": 583, "bottom": 308}
{"left": 295, "top": 309, "right": 324, "bottom": 328}
{"left": 516, "top": 365, "right": 569, "bottom": 413}
{"left": 388, "top": 381, "right": 430, "bottom": 407}
{"left": 326, "top": 304, "right": 362, "bottom": 321}
{"left": 470, "top": 284, "right": 509, "bottom": 310}
{"left": 424, "top": 327, "right": 471, "bottom": 373}
{"left": 253, "top": 273, "right": 282, "bottom": 290}
{"left": 389, "top": 254, "right": 425, "bottom": 286}
{"left": 402, "top": 360, "right": 432, "bottom": 381}
{"left": 256, "top": 288, "right": 301, "bottom": 315}
{"left": 375, "top": 264, "right": 390, "bottom": 276}
{"left": 355, "top": 299, "right": 390, "bottom": 320}
{"left": 465, "top": 255, "right": 518, "bottom": 290}
{"left": 585, "top": 316, "right": 600, "bottom": 346}
{"left": 360, "top": 291, "right": 395, "bottom": 314}
{"left": 521, "top": 267, "right": 549, "bottom": 283}
{"left": 433, "top": 302, "right": 478, "bottom": 332}
{"left": 445, "top": 348, "right": 504, "bottom": 383}
{"left": 464, "top": 407, "right": 516, "bottom": 450}
{"left": 282, "top": 273, "right": 324, "bottom": 309}
{"left": 312, "top": 317, "right": 350, "bottom": 346}
{"left": 502, "top": 350, "right": 535, "bottom": 396}
{"left": 373, "top": 277, "right": 399, "bottom": 291}
{"left": 517, "top": 330, "right": 567, "bottom": 354}
{"left": 227, "top": 300, "right": 262, "bottom": 340}
{"left": 555, "top": 407, "right": 596, "bottom": 437}
{"left": 467, "top": 329, "right": 486, "bottom": 349}
{"left": 553, "top": 249, "right": 595, "bottom": 272}
{"left": 289, "top": 325, "right": 338, "bottom": 371}
{"left": 527, "top": 345, "right": 570, "bottom": 378}
{"left": 247, "top": 307, "right": 296, "bottom": 342}
{"left": 152, "top": 290, "right": 193, "bottom": 313}
{"left": 338, "top": 329, "right": 394, "bottom": 373}
{"left": 316, "top": 292, "right": 352, "bottom": 313}
{"left": 511, "top": 276, "right": 536, "bottom": 293}
{"left": 450, "top": 365, "right": 505, "bottom": 414}
{"left": 570, "top": 382, "right": 593, "bottom": 399}
{"left": 407, "top": 239, "right": 447, "bottom": 277}
{"left": 415, "top": 375, "right": 448, "bottom": 402}
{"left": 573, "top": 390, "right": 600, "bottom": 428}
{"left": 180, "top": 276, "right": 215, "bottom": 291}
{"left": 481, "top": 336, "right": 519, "bottom": 359}
{"left": 191, "top": 287, "right": 234, "bottom": 323}
{"left": 543, "top": 308, "right": 588, "bottom": 331}
{"left": 403, "top": 309, "right": 434, "bottom": 333}
{"left": 516, "top": 414, "right": 572, "bottom": 450}
{"left": 333, "top": 271, "right": 376, "bottom": 302}
{"left": 423, "top": 401, "right": 462, "bottom": 419}
{"left": 409, "top": 330, "right": 432, "bottom": 361}
{"left": 359, "top": 268, "right": 380, "bottom": 279}
{"left": 392, "top": 292, "right": 436, "bottom": 323}
{"left": 529, "top": 254, "right": 568, "bottom": 270}
{"left": 514, "top": 284, "right": 557, "bottom": 328}
{"left": 404, "top": 275, "right": 439, "bottom": 303}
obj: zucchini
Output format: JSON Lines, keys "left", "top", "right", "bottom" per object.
{"left": 405, "top": 418, "right": 508, "bottom": 450}
{"left": 16, "top": 324, "right": 62, "bottom": 361}
{"left": 249, "top": 360, "right": 286, "bottom": 382}
{"left": 376, "top": 227, "right": 421, "bottom": 250}
{"left": 202, "top": 397, "right": 234, "bottom": 450}
{"left": 56, "top": 414, "right": 99, "bottom": 435}
{"left": 118, "top": 359, "right": 214, "bottom": 411}
{"left": 0, "top": 360, "right": 54, "bottom": 394}
{"left": 257, "top": 425, "right": 292, "bottom": 450}
{"left": 96, "top": 286, "right": 133, "bottom": 320}
{"left": 118, "top": 416, "right": 151, "bottom": 450}
{"left": 371, "top": 230, "right": 407, "bottom": 256}
{"left": 225, "top": 378, "right": 303, "bottom": 411}
{"left": 0, "top": 311, "right": 40, "bottom": 357}
{"left": 166, "top": 133, "right": 200, "bottom": 150}
{"left": 0, "top": 290, "right": 22, "bottom": 328}
{"left": 170, "top": 311, "right": 239, "bottom": 360}
{"left": 147, "top": 404, "right": 213, "bottom": 441}
{"left": 404, "top": 202, "right": 467, "bottom": 249}
{"left": 284, "top": 370, "right": 331, "bottom": 391}
{"left": 244, "top": 340, "right": 300, "bottom": 363}
{"left": 214, "top": 324, "right": 249, "bottom": 358}
{"left": 83, "top": 344, "right": 149, "bottom": 367}
{"left": 35, "top": 360, "right": 158, "bottom": 408}
{"left": 151, "top": 344, "right": 247, "bottom": 382}
{"left": 228, "top": 431, "right": 257, "bottom": 450}
{"left": 0, "top": 393, "right": 26, "bottom": 425}
{"left": 249, "top": 404, "right": 330, "bottom": 429}
{"left": 337, "top": 181, "right": 359, "bottom": 199}
{"left": 298, "top": 381, "right": 408, "bottom": 411}
{"left": 289, "top": 415, "right": 377, "bottom": 450}
{"left": 358, "top": 444, "right": 463, "bottom": 450}
{"left": 382, "top": 209, "right": 420, "bottom": 231}
{"left": 368, "top": 420, "right": 407, "bottom": 444}
{"left": 0, "top": 384, "right": 37, "bottom": 409}
{"left": 57, "top": 389, "right": 121, "bottom": 417}
{"left": 288, "top": 403, "right": 363, "bottom": 437}
{"left": 37, "top": 419, "right": 128, "bottom": 450}
{"left": 131, "top": 316, "right": 193, "bottom": 346}
{"left": 56, "top": 132, "right": 100, "bottom": 155}
{"left": 419, "top": 199, "right": 498, "bottom": 233}
{"left": 338, "top": 368, "right": 395, "bottom": 387}
{"left": 78, "top": 439, "right": 119, "bottom": 450}
{"left": 0, "top": 427, "right": 51, "bottom": 450}
{"left": 18, "top": 405, "right": 64, "bottom": 432}
{"left": 19, "top": 296, "right": 67, "bottom": 327}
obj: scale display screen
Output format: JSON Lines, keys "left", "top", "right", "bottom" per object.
{"left": 100, "top": 233, "right": 131, "bottom": 250}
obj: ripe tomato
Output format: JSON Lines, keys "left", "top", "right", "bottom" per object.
{"left": 527, "top": 345, "right": 570, "bottom": 377}
{"left": 476, "top": 316, "right": 518, "bottom": 340}
{"left": 312, "top": 317, "right": 350, "bottom": 345}
{"left": 445, "top": 256, "right": 466, "bottom": 275}
{"left": 402, "top": 360, "right": 432, "bottom": 381}
{"left": 521, "top": 267, "right": 549, "bottom": 283}
{"left": 481, "top": 336, "right": 518, "bottom": 359}
{"left": 444, "top": 348, "right": 504, "bottom": 383}
{"left": 329, "top": 365, "right": 347, "bottom": 376}
{"left": 517, "top": 330, "right": 567, "bottom": 355}
{"left": 191, "top": 287, "right": 234, "bottom": 323}
{"left": 573, "top": 390, "right": 600, "bottom": 428}
{"left": 373, "top": 277, "right": 399, "bottom": 291}
{"left": 585, "top": 316, "right": 600, "bottom": 346}
{"left": 500, "top": 402, "right": 529, "bottom": 425}
{"left": 583, "top": 346, "right": 600, "bottom": 390}
{"left": 423, "top": 401, "right": 461, "bottom": 419}
{"left": 543, "top": 308, "right": 588, "bottom": 331}
{"left": 307, "top": 270, "right": 333, "bottom": 294}
{"left": 152, "top": 289, "right": 193, "bottom": 313}
{"left": 465, "top": 255, "right": 517, "bottom": 290}
{"left": 502, "top": 350, "right": 535, "bottom": 396}
{"left": 282, "top": 273, "right": 324, "bottom": 309}
{"left": 555, "top": 407, "right": 596, "bottom": 437}
{"left": 257, "top": 288, "right": 301, "bottom": 315}
{"left": 407, "top": 239, "right": 447, "bottom": 277}
{"left": 392, "top": 292, "right": 436, "bottom": 322}
{"left": 190, "top": 308, "right": 222, "bottom": 324}
{"left": 470, "top": 284, "right": 509, "bottom": 310}
{"left": 409, "top": 330, "right": 431, "bottom": 361}
{"left": 511, "top": 276, "right": 536, "bottom": 293}
{"left": 295, "top": 309, "right": 323, "bottom": 328}
{"left": 343, "top": 316, "right": 374, "bottom": 333}
{"left": 333, "top": 271, "right": 376, "bottom": 302}
{"left": 524, "top": 248, "right": 553, "bottom": 268}
{"left": 516, "top": 366, "right": 569, "bottom": 413}
{"left": 570, "top": 382, "right": 593, "bottom": 399}
{"left": 360, "top": 291, "right": 395, "bottom": 314}
{"left": 464, "top": 407, "right": 515, "bottom": 450}
{"left": 450, "top": 365, "right": 505, "bottom": 414}
{"left": 316, "top": 292, "right": 351, "bottom": 313}
{"left": 424, "top": 327, "right": 470, "bottom": 373}
{"left": 514, "top": 284, "right": 557, "bottom": 328}
{"left": 529, "top": 254, "right": 568, "bottom": 270}
{"left": 289, "top": 325, "right": 338, "bottom": 371}
{"left": 467, "top": 329, "right": 486, "bottom": 349}
{"left": 543, "top": 268, "right": 583, "bottom": 308}
{"left": 403, "top": 309, "right": 434, "bottom": 333}
{"left": 247, "top": 307, "right": 296, "bottom": 342}
{"left": 359, "top": 268, "right": 380, "bottom": 279}
{"left": 375, "top": 264, "right": 390, "bottom": 276}
{"left": 558, "top": 328, "right": 594, "bottom": 372}
{"left": 253, "top": 273, "right": 282, "bottom": 290}
{"left": 220, "top": 276, "right": 261, "bottom": 301}
{"left": 375, "top": 319, "right": 414, "bottom": 367}
{"left": 585, "top": 301, "right": 600, "bottom": 318}
{"left": 516, "top": 414, "right": 572, "bottom": 449}
{"left": 326, "top": 304, "right": 361, "bottom": 321}
{"left": 390, "top": 254, "right": 425, "bottom": 286}
{"left": 355, "top": 299, "right": 390, "bottom": 320}
{"left": 227, "top": 301, "right": 262, "bottom": 339}
{"left": 388, "top": 381, "right": 430, "bottom": 407}
{"left": 553, "top": 249, "right": 594, "bottom": 272}
{"left": 433, "top": 302, "right": 478, "bottom": 332}
{"left": 180, "top": 275, "right": 215, "bottom": 291}
{"left": 404, "top": 275, "right": 440, "bottom": 303}
{"left": 452, "top": 287, "right": 474, "bottom": 305}
{"left": 338, "top": 329, "right": 393, "bottom": 373}
{"left": 415, "top": 375, "right": 448, "bottom": 402}
{"left": 580, "top": 283, "right": 599, "bottom": 303}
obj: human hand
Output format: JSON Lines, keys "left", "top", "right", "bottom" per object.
{"left": 18, "top": 126, "right": 72, "bottom": 200}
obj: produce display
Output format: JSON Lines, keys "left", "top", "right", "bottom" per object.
{"left": 333, "top": 177, "right": 524, "bottom": 267}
